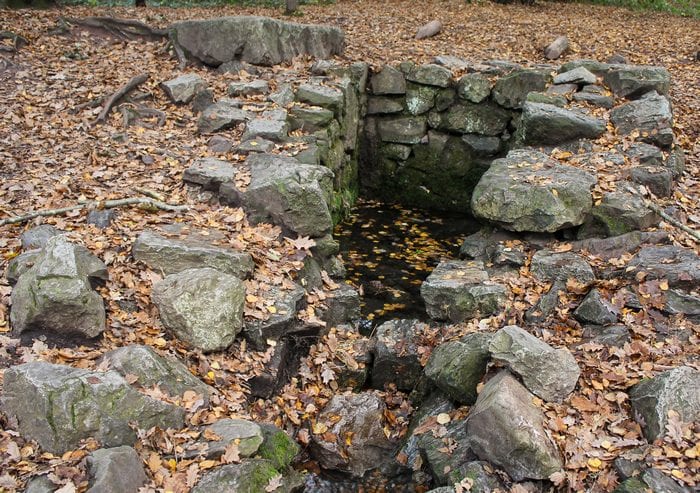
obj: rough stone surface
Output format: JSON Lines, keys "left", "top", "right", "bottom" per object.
{"left": 133, "top": 230, "right": 254, "bottom": 278}
{"left": 405, "top": 83, "right": 438, "bottom": 115}
{"left": 574, "top": 288, "right": 618, "bottom": 325}
{"left": 160, "top": 73, "right": 207, "bottom": 104}
{"left": 629, "top": 366, "right": 700, "bottom": 442}
{"left": 416, "top": 415, "right": 474, "bottom": 486}
{"left": 370, "top": 319, "right": 425, "bottom": 392}
{"left": 310, "top": 392, "right": 395, "bottom": 477}
{"left": 610, "top": 91, "right": 674, "bottom": 148}
{"left": 492, "top": 69, "right": 550, "bottom": 109}
{"left": 243, "top": 284, "right": 305, "bottom": 350}
{"left": 258, "top": 423, "right": 300, "bottom": 470}
{"left": 587, "top": 190, "right": 661, "bottom": 236}
{"left": 228, "top": 79, "right": 269, "bottom": 97}
{"left": 183, "top": 157, "right": 238, "bottom": 190}
{"left": 466, "top": 371, "right": 563, "bottom": 481}
{"left": 430, "top": 101, "right": 511, "bottom": 136}
{"left": 517, "top": 101, "right": 606, "bottom": 145}
{"left": 629, "top": 165, "right": 674, "bottom": 197}
{"left": 20, "top": 224, "right": 60, "bottom": 250}
{"left": 457, "top": 73, "right": 491, "bottom": 103}
{"left": 366, "top": 96, "right": 404, "bottom": 115}
{"left": 1, "top": 362, "right": 185, "bottom": 454}
{"left": 191, "top": 459, "right": 283, "bottom": 493}
{"left": 186, "top": 419, "right": 263, "bottom": 459}
{"left": 242, "top": 118, "right": 289, "bottom": 142}
{"left": 86, "top": 209, "right": 116, "bottom": 229}
{"left": 288, "top": 106, "right": 335, "bottom": 131}
{"left": 370, "top": 65, "right": 406, "bottom": 95}
{"left": 171, "top": 16, "right": 344, "bottom": 67}
{"left": 553, "top": 66, "right": 597, "bottom": 85}
{"left": 321, "top": 283, "right": 361, "bottom": 328}
{"left": 238, "top": 137, "right": 275, "bottom": 153}
{"left": 424, "top": 332, "right": 491, "bottom": 405}
{"left": 406, "top": 63, "right": 452, "bottom": 87}
{"left": 625, "top": 246, "right": 700, "bottom": 289}
{"left": 207, "top": 135, "right": 234, "bottom": 153}
{"left": 604, "top": 65, "right": 671, "bottom": 99}
{"left": 377, "top": 115, "right": 427, "bottom": 144}
{"left": 530, "top": 249, "right": 596, "bottom": 284}
{"left": 87, "top": 446, "right": 148, "bottom": 493}
{"left": 7, "top": 243, "right": 107, "bottom": 287}
{"left": 489, "top": 325, "right": 580, "bottom": 402}
{"left": 572, "top": 91, "right": 614, "bottom": 108}
{"left": 471, "top": 149, "right": 596, "bottom": 232}
{"left": 10, "top": 236, "right": 106, "bottom": 340}
{"left": 152, "top": 268, "right": 245, "bottom": 352}
{"left": 296, "top": 83, "right": 344, "bottom": 115}
{"left": 421, "top": 260, "right": 507, "bottom": 322}
{"left": 197, "top": 101, "right": 248, "bottom": 134}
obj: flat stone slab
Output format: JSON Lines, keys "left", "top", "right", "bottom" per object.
{"left": 197, "top": 102, "right": 248, "bottom": 134}
{"left": 160, "top": 73, "right": 207, "bottom": 104}
{"left": 625, "top": 245, "right": 700, "bottom": 289}
{"left": 183, "top": 157, "right": 238, "bottom": 190}
{"left": 517, "top": 101, "right": 606, "bottom": 145}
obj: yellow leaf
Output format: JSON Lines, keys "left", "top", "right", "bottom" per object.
{"left": 199, "top": 460, "right": 218, "bottom": 470}
{"left": 436, "top": 413, "right": 451, "bottom": 425}
{"left": 671, "top": 470, "right": 685, "bottom": 479}
{"left": 600, "top": 440, "right": 613, "bottom": 450}
{"left": 551, "top": 188, "right": 558, "bottom": 197}
{"left": 207, "top": 371, "right": 215, "bottom": 380}
{"left": 587, "top": 457, "right": 602, "bottom": 470}
{"left": 312, "top": 422, "right": 328, "bottom": 435}
{"left": 267, "top": 306, "right": 277, "bottom": 314}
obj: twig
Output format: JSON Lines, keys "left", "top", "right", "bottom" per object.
{"left": 0, "top": 197, "right": 188, "bottom": 227}
{"left": 62, "top": 17, "right": 168, "bottom": 41}
{"left": 645, "top": 200, "right": 700, "bottom": 242}
{"left": 133, "top": 187, "right": 166, "bottom": 201}
{"left": 94, "top": 73, "right": 149, "bottom": 125}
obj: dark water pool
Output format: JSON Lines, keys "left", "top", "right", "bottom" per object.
{"left": 334, "top": 200, "right": 480, "bottom": 326}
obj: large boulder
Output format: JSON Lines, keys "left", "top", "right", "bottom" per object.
{"left": 489, "top": 325, "right": 580, "bottom": 402}
{"left": 471, "top": 149, "right": 596, "bottom": 232}
{"left": 132, "top": 230, "right": 254, "bottom": 278}
{"left": 10, "top": 236, "right": 106, "bottom": 340}
{"left": 1, "top": 362, "right": 185, "bottom": 454}
{"left": 170, "top": 16, "right": 344, "bottom": 67}
{"left": 466, "top": 371, "right": 563, "bottom": 481}
{"left": 87, "top": 446, "right": 148, "bottom": 493}
{"left": 610, "top": 91, "right": 674, "bottom": 148}
{"left": 421, "top": 260, "right": 507, "bottom": 322}
{"left": 629, "top": 366, "right": 700, "bottom": 442}
{"left": 517, "top": 101, "right": 606, "bottom": 145}
{"left": 152, "top": 268, "right": 246, "bottom": 352}
{"left": 603, "top": 65, "right": 670, "bottom": 99}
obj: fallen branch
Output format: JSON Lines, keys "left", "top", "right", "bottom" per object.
{"left": 94, "top": 73, "right": 149, "bottom": 125}
{"left": 0, "top": 197, "right": 188, "bottom": 227}
{"left": 133, "top": 187, "right": 166, "bottom": 201}
{"left": 645, "top": 201, "right": 700, "bottom": 243}
{"left": 62, "top": 17, "right": 168, "bottom": 41}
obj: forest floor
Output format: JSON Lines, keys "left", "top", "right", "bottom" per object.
{"left": 0, "top": 1, "right": 699, "bottom": 492}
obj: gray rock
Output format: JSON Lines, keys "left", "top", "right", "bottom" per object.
{"left": 228, "top": 79, "right": 269, "bottom": 97}
{"left": 530, "top": 249, "right": 595, "bottom": 284}
{"left": 239, "top": 153, "right": 333, "bottom": 237}
{"left": 629, "top": 165, "right": 673, "bottom": 197}
{"left": 489, "top": 325, "right": 580, "bottom": 402}
{"left": 24, "top": 475, "right": 57, "bottom": 493}
{"left": 625, "top": 245, "right": 700, "bottom": 289}
{"left": 665, "top": 146, "right": 686, "bottom": 177}
{"left": 132, "top": 230, "right": 254, "bottom": 278}
{"left": 559, "top": 59, "right": 612, "bottom": 77}
{"left": 170, "top": 16, "right": 344, "bottom": 66}
{"left": 430, "top": 101, "right": 511, "bottom": 136}
{"left": 258, "top": 423, "right": 300, "bottom": 470}
{"left": 207, "top": 135, "right": 234, "bottom": 153}
{"left": 191, "top": 88, "right": 214, "bottom": 114}
{"left": 191, "top": 459, "right": 284, "bottom": 493}
{"left": 629, "top": 366, "right": 700, "bottom": 442}
{"left": 588, "top": 190, "right": 661, "bottom": 236}
{"left": 183, "top": 157, "right": 237, "bottom": 190}
{"left": 517, "top": 102, "right": 606, "bottom": 145}
{"left": 626, "top": 142, "right": 665, "bottom": 166}
{"left": 370, "top": 65, "right": 406, "bottom": 95}
{"left": 288, "top": 106, "right": 334, "bottom": 131}
{"left": 242, "top": 118, "right": 289, "bottom": 142}
{"left": 296, "top": 83, "right": 344, "bottom": 115}
{"left": 553, "top": 66, "right": 597, "bottom": 85}
{"left": 610, "top": 91, "right": 674, "bottom": 148}
{"left": 457, "top": 73, "right": 491, "bottom": 103}
{"left": 321, "top": 283, "right": 361, "bottom": 328}
{"left": 310, "top": 392, "right": 395, "bottom": 477}
{"left": 421, "top": 260, "right": 507, "bottom": 322}
{"left": 152, "top": 268, "right": 245, "bottom": 352}
{"left": 237, "top": 137, "right": 275, "bottom": 153}
{"left": 10, "top": 236, "right": 106, "bottom": 340}
{"left": 572, "top": 91, "right": 614, "bottom": 108}
{"left": 604, "top": 65, "right": 670, "bottom": 99}
{"left": 406, "top": 63, "right": 452, "bottom": 87}
{"left": 416, "top": 415, "right": 475, "bottom": 486}
{"left": 270, "top": 83, "right": 295, "bottom": 107}
{"left": 366, "top": 96, "right": 404, "bottom": 115}
{"left": 574, "top": 288, "right": 618, "bottom": 325}
{"left": 87, "top": 446, "right": 148, "bottom": 493}
{"left": 664, "top": 289, "right": 700, "bottom": 318}
{"left": 546, "top": 83, "right": 578, "bottom": 96}
{"left": 405, "top": 83, "right": 438, "bottom": 115}
{"left": 492, "top": 69, "right": 550, "bottom": 109}
{"left": 1, "top": 362, "right": 185, "bottom": 454}
{"left": 433, "top": 54, "right": 472, "bottom": 70}
{"left": 571, "top": 231, "right": 669, "bottom": 260}
{"left": 583, "top": 324, "right": 631, "bottom": 347}
{"left": 216, "top": 60, "right": 259, "bottom": 75}
{"left": 525, "top": 280, "right": 564, "bottom": 323}
{"left": 160, "top": 73, "right": 207, "bottom": 104}
{"left": 247, "top": 340, "right": 294, "bottom": 399}
{"left": 461, "top": 134, "right": 502, "bottom": 156}
{"left": 86, "top": 209, "right": 116, "bottom": 229}
{"left": 377, "top": 115, "right": 427, "bottom": 144}
{"left": 424, "top": 332, "right": 491, "bottom": 405}
{"left": 471, "top": 149, "right": 596, "bottom": 233}
{"left": 370, "top": 319, "right": 425, "bottom": 392}
{"left": 466, "top": 371, "right": 563, "bottom": 481}
{"left": 197, "top": 102, "right": 248, "bottom": 134}
{"left": 101, "top": 345, "right": 213, "bottom": 404}
{"left": 20, "top": 225, "right": 60, "bottom": 250}
{"left": 380, "top": 143, "right": 412, "bottom": 160}
{"left": 244, "top": 284, "right": 305, "bottom": 350}
{"left": 400, "top": 393, "right": 455, "bottom": 473}
{"left": 185, "top": 419, "right": 263, "bottom": 459}
{"left": 7, "top": 243, "right": 107, "bottom": 287}
{"left": 641, "top": 468, "right": 691, "bottom": 493}
{"left": 529, "top": 91, "right": 568, "bottom": 107}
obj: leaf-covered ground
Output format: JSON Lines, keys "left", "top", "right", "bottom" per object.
{"left": 0, "top": 1, "right": 699, "bottom": 492}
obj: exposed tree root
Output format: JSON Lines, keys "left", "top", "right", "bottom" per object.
{"left": 94, "top": 73, "right": 149, "bottom": 125}
{"left": 61, "top": 16, "right": 167, "bottom": 42}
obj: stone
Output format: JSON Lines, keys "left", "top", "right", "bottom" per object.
{"left": 227, "top": 79, "right": 269, "bottom": 97}
{"left": 244, "top": 284, "right": 305, "bottom": 350}
{"left": 377, "top": 115, "right": 427, "bottom": 144}
{"left": 87, "top": 446, "right": 148, "bottom": 493}
{"left": 604, "top": 65, "right": 671, "bottom": 99}
{"left": 471, "top": 149, "right": 596, "bottom": 233}
{"left": 7, "top": 244, "right": 108, "bottom": 287}
{"left": 406, "top": 63, "right": 453, "bottom": 87}
{"left": 421, "top": 260, "right": 507, "bottom": 322}
{"left": 380, "top": 143, "right": 412, "bottom": 160}
{"left": 191, "top": 459, "right": 283, "bottom": 493}
{"left": 430, "top": 101, "right": 511, "bottom": 136}
{"left": 559, "top": 59, "right": 612, "bottom": 77}
{"left": 366, "top": 96, "right": 404, "bottom": 115}
{"left": 191, "top": 88, "right": 214, "bottom": 114}
{"left": 370, "top": 319, "right": 425, "bottom": 392}
{"left": 405, "top": 82, "right": 438, "bottom": 115}
{"left": 456, "top": 73, "right": 491, "bottom": 103}
{"left": 85, "top": 209, "right": 116, "bottom": 228}
{"left": 529, "top": 91, "right": 568, "bottom": 106}
{"left": 583, "top": 324, "right": 631, "bottom": 347}
{"left": 152, "top": 268, "right": 245, "bottom": 352}
{"left": 185, "top": 419, "right": 263, "bottom": 459}
{"left": 588, "top": 190, "right": 661, "bottom": 236}
{"left": 242, "top": 118, "right": 289, "bottom": 142}
{"left": 101, "top": 345, "right": 213, "bottom": 405}
{"left": 433, "top": 54, "right": 472, "bottom": 70}
{"left": 1, "top": 362, "right": 185, "bottom": 454}
{"left": 641, "top": 468, "right": 691, "bottom": 493}
{"left": 258, "top": 423, "right": 300, "bottom": 470}
{"left": 572, "top": 91, "right": 614, "bottom": 108}
{"left": 310, "top": 392, "right": 395, "bottom": 477}
{"left": 629, "top": 366, "right": 700, "bottom": 442}
{"left": 197, "top": 101, "right": 248, "bottom": 134}
{"left": 489, "top": 325, "right": 580, "bottom": 402}
{"left": 626, "top": 142, "right": 665, "bottom": 166}
{"left": 664, "top": 289, "right": 700, "bottom": 318}
{"left": 207, "top": 135, "right": 233, "bottom": 153}
{"left": 132, "top": 230, "right": 254, "bottom": 278}
{"left": 665, "top": 146, "right": 686, "bottom": 177}
{"left": 288, "top": 106, "right": 334, "bottom": 131}
{"left": 530, "top": 249, "right": 595, "bottom": 284}
{"left": 183, "top": 157, "right": 237, "bottom": 190}
{"left": 247, "top": 340, "right": 295, "bottom": 399}
{"left": 625, "top": 245, "right": 700, "bottom": 289}
{"left": 553, "top": 66, "right": 597, "bottom": 85}
{"left": 321, "top": 284, "right": 361, "bottom": 328}
{"left": 424, "top": 332, "right": 491, "bottom": 405}
{"left": 492, "top": 69, "right": 550, "bottom": 109}
{"left": 296, "top": 83, "right": 344, "bottom": 115}
{"left": 10, "top": 236, "right": 106, "bottom": 340}
{"left": 237, "top": 137, "right": 275, "bottom": 153}
{"left": 461, "top": 134, "right": 501, "bottom": 156}
{"left": 416, "top": 415, "right": 475, "bottom": 486}
{"left": 525, "top": 281, "right": 564, "bottom": 323}
{"left": 629, "top": 165, "right": 673, "bottom": 197}
{"left": 574, "top": 288, "right": 618, "bottom": 325}
{"left": 328, "top": 332, "right": 371, "bottom": 390}
{"left": 517, "top": 101, "right": 606, "bottom": 145}
{"left": 269, "top": 83, "right": 294, "bottom": 107}
{"left": 216, "top": 60, "right": 259, "bottom": 75}
{"left": 466, "top": 371, "right": 563, "bottom": 481}
{"left": 170, "top": 16, "right": 344, "bottom": 66}
{"left": 571, "top": 231, "right": 669, "bottom": 260}
{"left": 610, "top": 91, "right": 674, "bottom": 148}
{"left": 20, "top": 224, "right": 60, "bottom": 250}
{"left": 160, "top": 73, "right": 207, "bottom": 104}
{"left": 24, "top": 475, "right": 57, "bottom": 493}
{"left": 370, "top": 65, "right": 406, "bottom": 95}
{"left": 239, "top": 153, "right": 333, "bottom": 237}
